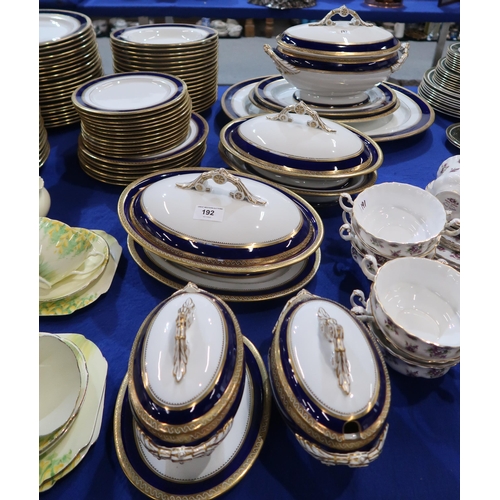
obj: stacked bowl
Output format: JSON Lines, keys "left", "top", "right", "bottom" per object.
{"left": 350, "top": 257, "right": 460, "bottom": 378}
{"left": 263, "top": 5, "right": 409, "bottom": 107}
{"left": 72, "top": 72, "right": 208, "bottom": 185}
{"left": 110, "top": 23, "right": 219, "bottom": 113}
{"left": 39, "top": 9, "right": 104, "bottom": 128}
{"left": 426, "top": 155, "right": 460, "bottom": 270}
{"left": 269, "top": 289, "right": 391, "bottom": 466}
{"left": 418, "top": 42, "right": 460, "bottom": 119}
{"left": 118, "top": 167, "right": 324, "bottom": 301}
{"left": 219, "top": 101, "right": 383, "bottom": 206}
{"left": 338, "top": 182, "right": 460, "bottom": 278}
{"left": 113, "top": 283, "right": 271, "bottom": 497}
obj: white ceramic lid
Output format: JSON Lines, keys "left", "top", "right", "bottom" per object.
{"left": 141, "top": 291, "right": 227, "bottom": 407}
{"left": 237, "top": 113, "right": 364, "bottom": 161}
{"left": 285, "top": 20, "right": 393, "bottom": 45}
{"left": 287, "top": 299, "right": 379, "bottom": 418}
{"left": 139, "top": 171, "right": 303, "bottom": 245}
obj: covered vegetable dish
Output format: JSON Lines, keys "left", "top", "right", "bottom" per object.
{"left": 118, "top": 167, "right": 324, "bottom": 274}
{"left": 269, "top": 289, "right": 390, "bottom": 467}
{"left": 127, "top": 282, "right": 246, "bottom": 459}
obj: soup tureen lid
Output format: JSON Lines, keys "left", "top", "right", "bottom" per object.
{"left": 279, "top": 6, "right": 399, "bottom": 54}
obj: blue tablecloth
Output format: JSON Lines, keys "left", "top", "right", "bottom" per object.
{"left": 39, "top": 85, "right": 460, "bottom": 500}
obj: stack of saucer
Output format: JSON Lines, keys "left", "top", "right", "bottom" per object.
{"left": 110, "top": 24, "right": 218, "bottom": 113}
{"left": 39, "top": 9, "right": 104, "bottom": 128}
{"left": 418, "top": 42, "right": 460, "bottom": 119}
{"left": 72, "top": 72, "right": 207, "bottom": 185}
{"left": 39, "top": 111, "right": 50, "bottom": 168}
{"left": 39, "top": 332, "right": 107, "bottom": 491}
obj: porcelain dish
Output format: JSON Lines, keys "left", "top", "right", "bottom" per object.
{"left": 39, "top": 333, "right": 108, "bottom": 491}
{"left": 269, "top": 289, "right": 390, "bottom": 467}
{"left": 127, "top": 283, "right": 246, "bottom": 456}
{"left": 114, "top": 334, "right": 270, "bottom": 498}
{"left": 263, "top": 6, "right": 409, "bottom": 106}
{"left": 118, "top": 167, "right": 324, "bottom": 275}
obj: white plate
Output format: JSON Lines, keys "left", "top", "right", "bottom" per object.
{"left": 75, "top": 73, "right": 185, "bottom": 112}
{"left": 222, "top": 79, "right": 434, "bottom": 142}
{"left": 115, "top": 24, "right": 212, "bottom": 44}
{"left": 39, "top": 12, "right": 83, "bottom": 44}
{"left": 39, "top": 333, "right": 108, "bottom": 490}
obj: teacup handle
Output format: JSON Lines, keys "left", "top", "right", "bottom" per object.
{"left": 360, "top": 254, "right": 379, "bottom": 281}
{"left": 442, "top": 218, "right": 460, "bottom": 236}
{"left": 350, "top": 289, "right": 374, "bottom": 324}
{"left": 39, "top": 275, "right": 53, "bottom": 290}
{"left": 68, "top": 250, "right": 106, "bottom": 276}
{"left": 339, "top": 193, "right": 354, "bottom": 213}
{"left": 339, "top": 222, "right": 354, "bottom": 241}
{"left": 176, "top": 168, "right": 267, "bottom": 206}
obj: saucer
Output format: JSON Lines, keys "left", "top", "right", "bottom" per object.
{"left": 435, "top": 243, "right": 460, "bottom": 271}
{"left": 39, "top": 230, "right": 122, "bottom": 316}
{"left": 39, "top": 231, "right": 110, "bottom": 302}
{"left": 39, "top": 333, "right": 108, "bottom": 491}
{"left": 251, "top": 75, "right": 398, "bottom": 119}
{"left": 128, "top": 236, "right": 320, "bottom": 302}
{"left": 114, "top": 336, "right": 271, "bottom": 497}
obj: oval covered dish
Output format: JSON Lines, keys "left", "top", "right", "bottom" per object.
{"left": 269, "top": 289, "right": 390, "bottom": 467}
{"left": 118, "top": 167, "right": 324, "bottom": 273}
{"left": 127, "top": 282, "right": 245, "bottom": 453}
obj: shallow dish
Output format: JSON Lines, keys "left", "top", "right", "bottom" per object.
{"left": 39, "top": 333, "right": 89, "bottom": 443}
{"left": 114, "top": 336, "right": 270, "bottom": 497}
{"left": 269, "top": 289, "right": 390, "bottom": 466}
{"left": 39, "top": 10, "right": 90, "bottom": 45}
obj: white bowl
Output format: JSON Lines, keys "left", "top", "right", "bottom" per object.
{"left": 339, "top": 182, "right": 458, "bottom": 258}
{"left": 369, "top": 257, "right": 460, "bottom": 361}
{"left": 39, "top": 333, "right": 88, "bottom": 439}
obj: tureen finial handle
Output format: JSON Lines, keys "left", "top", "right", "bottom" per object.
{"left": 173, "top": 298, "right": 195, "bottom": 382}
{"left": 176, "top": 169, "right": 267, "bottom": 206}
{"left": 318, "top": 307, "right": 351, "bottom": 395}
{"left": 267, "top": 101, "right": 336, "bottom": 134}
{"left": 309, "top": 6, "right": 373, "bottom": 27}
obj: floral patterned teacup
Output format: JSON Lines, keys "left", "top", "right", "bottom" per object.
{"left": 39, "top": 217, "right": 106, "bottom": 290}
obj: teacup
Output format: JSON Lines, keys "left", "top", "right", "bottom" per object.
{"left": 437, "top": 154, "right": 460, "bottom": 178}
{"left": 339, "top": 182, "right": 460, "bottom": 259}
{"left": 39, "top": 217, "right": 106, "bottom": 289}
{"left": 426, "top": 172, "right": 460, "bottom": 220}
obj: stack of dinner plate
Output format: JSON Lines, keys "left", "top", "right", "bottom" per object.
{"left": 39, "top": 9, "right": 104, "bottom": 128}
{"left": 72, "top": 72, "right": 208, "bottom": 185}
{"left": 110, "top": 23, "right": 219, "bottom": 113}
{"left": 418, "top": 42, "right": 460, "bottom": 119}
{"left": 39, "top": 111, "right": 50, "bottom": 168}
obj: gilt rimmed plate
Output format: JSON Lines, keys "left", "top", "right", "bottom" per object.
{"left": 39, "top": 333, "right": 108, "bottom": 490}
{"left": 128, "top": 236, "right": 320, "bottom": 302}
{"left": 221, "top": 76, "right": 270, "bottom": 121}
{"left": 39, "top": 10, "right": 90, "bottom": 45}
{"left": 252, "top": 75, "right": 398, "bottom": 119}
{"left": 446, "top": 123, "right": 460, "bottom": 148}
{"left": 114, "top": 336, "right": 270, "bottom": 497}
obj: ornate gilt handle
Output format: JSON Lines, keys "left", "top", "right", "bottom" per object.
{"left": 267, "top": 101, "right": 337, "bottom": 134}
{"left": 295, "top": 423, "right": 389, "bottom": 467}
{"left": 390, "top": 42, "right": 410, "bottom": 73}
{"left": 137, "top": 419, "right": 233, "bottom": 463}
{"left": 263, "top": 44, "right": 300, "bottom": 75}
{"left": 317, "top": 307, "right": 351, "bottom": 395}
{"left": 176, "top": 168, "right": 267, "bottom": 206}
{"left": 310, "top": 5, "right": 373, "bottom": 27}
{"left": 173, "top": 298, "right": 195, "bottom": 382}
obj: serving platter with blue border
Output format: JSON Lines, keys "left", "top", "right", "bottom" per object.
{"left": 113, "top": 337, "right": 271, "bottom": 498}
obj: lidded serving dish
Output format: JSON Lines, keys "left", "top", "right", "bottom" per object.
{"left": 269, "top": 289, "right": 390, "bottom": 467}
{"left": 263, "top": 5, "right": 409, "bottom": 105}
{"left": 127, "top": 282, "right": 246, "bottom": 458}
{"left": 118, "top": 167, "right": 324, "bottom": 274}
{"left": 220, "top": 101, "right": 383, "bottom": 190}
